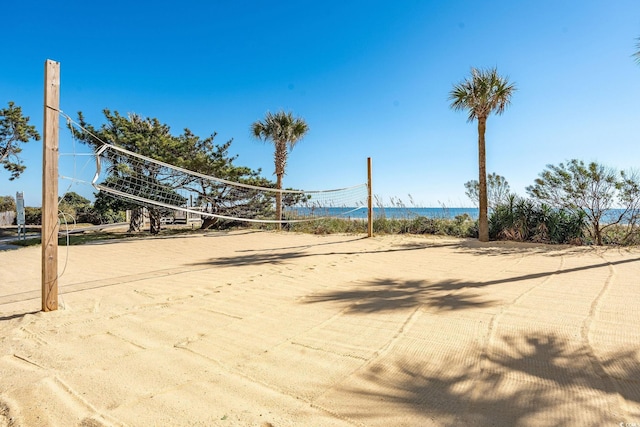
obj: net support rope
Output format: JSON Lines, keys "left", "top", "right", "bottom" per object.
{"left": 59, "top": 111, "right": 369, "bottom": 224}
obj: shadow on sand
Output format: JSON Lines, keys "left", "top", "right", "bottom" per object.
{"left": 302, "top": 277, "right": 499, "bottom": 313}
{"left": 302, "top": 276, "right": 639, "bottom": 423}
{"left": 341, "top": 331, "right": 640, "bottom": 426}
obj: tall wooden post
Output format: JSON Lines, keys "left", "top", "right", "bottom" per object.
{"left": 42, "top": 59, "right": 60, "bottom": 312}
{"left": 367, "top": 157, "right": 373, "bottom": 238}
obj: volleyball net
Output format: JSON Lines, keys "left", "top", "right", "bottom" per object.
{"left": 91, "top": 143, "right": 368, "bottom": 224}
{"left": 58, "top": 112, "right": 370, "bottom": 225}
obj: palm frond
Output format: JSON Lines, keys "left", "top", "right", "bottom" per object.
{"left": 448, "top": 67, "right": 516, "bottom": 121}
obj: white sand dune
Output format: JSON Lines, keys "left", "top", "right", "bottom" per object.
{"left": 1, "top": 230, "right": 639, "bottom": 426}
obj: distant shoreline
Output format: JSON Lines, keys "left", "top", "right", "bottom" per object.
{"left": 287, "top": 207, "right": 479, "bottom": 220}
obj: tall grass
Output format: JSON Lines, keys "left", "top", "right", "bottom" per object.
{"left": 283, "top": 195, "right": 590, "bottom": 244}
{"left": 277, "top": 195, "right": 477, "bottom": 237}
{"left": 41, "top": 194, "right": 635, "bottom": 246}
{"left": 274, "top": 214, "right": 477, "bottom": 237}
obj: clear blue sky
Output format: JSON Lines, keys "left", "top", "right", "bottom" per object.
{"left": 2, "top": 0, "right": 640, "bottom": 207}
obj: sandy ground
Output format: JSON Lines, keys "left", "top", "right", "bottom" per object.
{"left": 0, "top": 230, "right": 639, "bottom": 426}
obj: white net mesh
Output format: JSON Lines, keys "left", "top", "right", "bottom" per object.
{"left": 92, "top": 143, "right": 369, "bottom": 224}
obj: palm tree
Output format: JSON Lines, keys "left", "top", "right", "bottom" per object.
{"left": 251, "top": 110, "right": 309, "bottom": 227}
{"left": 449, "top": 67, "right": 516, "bottom": 242}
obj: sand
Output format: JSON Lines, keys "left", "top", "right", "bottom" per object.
{"left": 0, "top": 230, "right": 639, "bottom": 426}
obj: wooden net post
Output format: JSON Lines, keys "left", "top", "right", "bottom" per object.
{"left": 42, "top": 59, "right": 60, "bottom": 312}
{"left": 367, "top": 157, "right": 373, "bottom": 238}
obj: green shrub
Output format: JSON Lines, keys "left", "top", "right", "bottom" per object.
{"left": 0, "top": 195, "right": 16, "bottom": 212}
{"left": 600, "top": 224, "right": 640, "bottom": 246}
{"left": 489, "top": 196, "right": 585, "bottom": 244}
{"left": 24, "top": 207, "right": 42, "bottom": 225}
{"left": 289, "top": 218, "right": 367, "bottom": 234}
{"left": 98, "top": 209, "right": 126, "bottom": 224}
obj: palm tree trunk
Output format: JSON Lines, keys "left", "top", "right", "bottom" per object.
{"left": 275, "top": 173, "right": 283, "bottom": 230}
{"left": 477, "top": 116, "right": 489, "bottom": 242}
{"left": 274, "top": 140, "right": 288, "bottom": 231}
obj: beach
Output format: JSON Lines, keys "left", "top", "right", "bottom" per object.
{"left": 1, "top": 230, "right": 639, "bottom": 426}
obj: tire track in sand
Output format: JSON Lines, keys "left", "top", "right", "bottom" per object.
{"left": 465, "top": 252, "right": 567, "bottom": 418}
{"left": 580, "top": 252, "right": 625, "bottom": 418}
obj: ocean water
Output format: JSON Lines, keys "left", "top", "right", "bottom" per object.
{"left": 288, "top": 207, "right": 479, "bottom": 220}
{"left": 373, "top": 207, "right": 479, "bottom": 220}
{"left": 288, "top": 207, "right": 632, "bottom": 223}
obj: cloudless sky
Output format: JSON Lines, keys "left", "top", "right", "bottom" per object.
{"left": 2, "top": 0, "right": 640, "bottom": 207}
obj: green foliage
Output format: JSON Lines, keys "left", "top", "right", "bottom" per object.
{"left": 0, "top": 102, "right": 41, "bottom": 180}
{"left": 287, "top": 218, "right": 367, "bottom": 235}
{"left": 73, "top": 111, "right": 184, "bottom": 233}
{"left": 252, "top": 202, "right": 479, "bottom": 237}
{"left": 449, "top": 67, "right": 517, "bottom": 122}
{"left": 251, "top": 110, "right": 309, "bottom": 225}
{"left": 464, "top": 173, "right": 511, "bottom": 208}
{"left": 371, "top": 214, "right": 473, "bottom": 237}
{"left": 449, "top": 67, "right": 516, "bottom": 242}
{"left": 0, "top": 195, "right": 16, "bottom": 212}
{"left": 59, "top": 192, "right": 91, "bottom": 206}
{"left": 24, "top": 207, "right": 42, "bottom": 225}
{"left": 58, "top": 192, "right": 103, "bottom": 225}
{"left": 489, "top": 195, "right": 586, "bottom": 244}
{"left": 369, "top": 214, "right": 476, "bottom": 237}
{"left": 93, "top": 186, "right": 131, "bottom": 224}
{"left": 250, "top": 110, "right": 309, "bottom": 176}
{"left": 99, "top": 208, "right": 126, "bottom": 224}
{"left": 526, "top": 159, "right": 640, "bottom": 245}
{"left": 175, "top": 132, "right": 277, "bottom": 227}
{"left": 527, "top": 160, "right": 617, "bottom": 209}
{"left": 281, "top": 214, "right": 477, "bottom": 237}
{"left": 601, "top": 224, "right": 640, "bottom": 246}
{"left": 13, "top": 192, "right": 107, "bottom": 227}
{"left": 74, "top": 110, "right": 274, "bottom": 233}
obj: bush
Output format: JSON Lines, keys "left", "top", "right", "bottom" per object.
{"left": 97, "top": 209, "right": 126, "bottom": 224}
{"left": 24, "top": 207, "right": 42, "bottom": 225}
{"left": 289, "top": 218, "right": 367, "bottom": 234}
{"left": 0, "top": 195, "right": 16, "bottom": 212}
{"left": 76, "top": 208, "right": 103, "bottom": 225}
{"left": 600, "top": 224, "right": 640, "bottom": 246}
{"left": 58, "top": 192, "right": 101, "bottom": 224}
{"left": 291, "top": 215, "right": 477, "bottom": 238}
{"left": 489, "top": 196, "right": 585, "bottom": 244}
